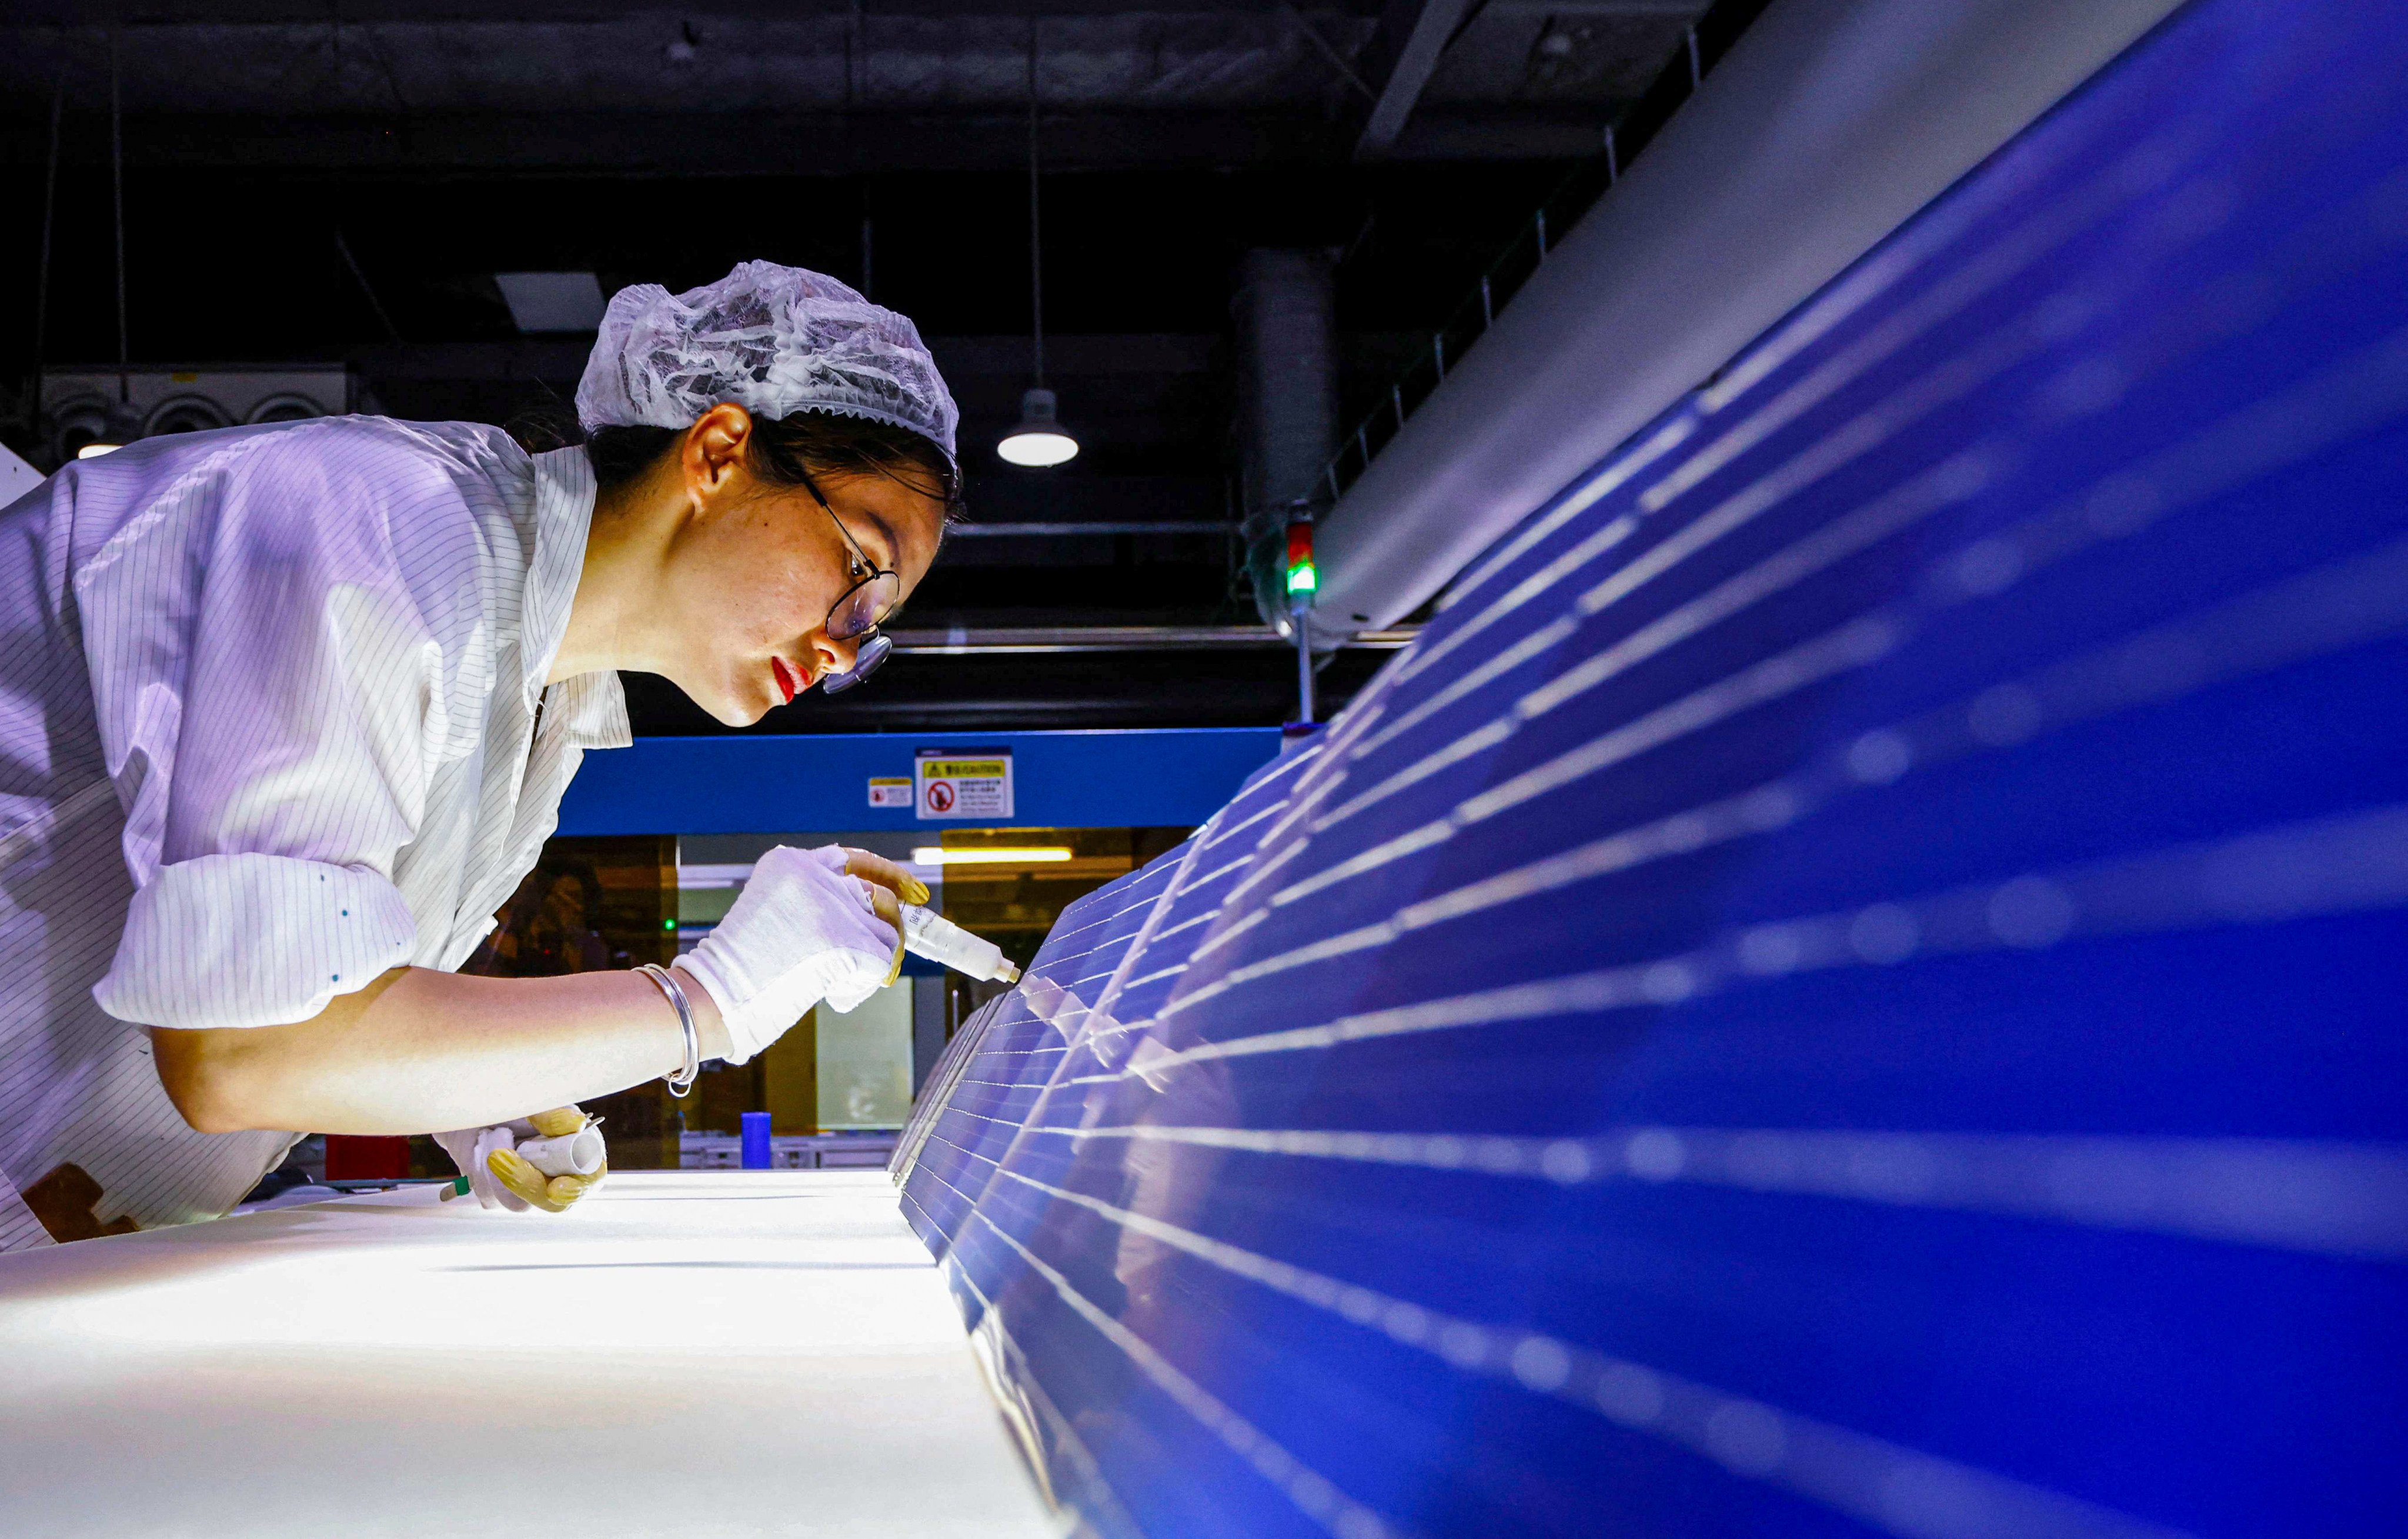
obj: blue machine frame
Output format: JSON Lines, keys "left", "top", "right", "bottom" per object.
{"left": 555, "top": 728, "right": 1284, "bottom": 835}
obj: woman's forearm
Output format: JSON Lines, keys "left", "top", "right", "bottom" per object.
{"left": 151, "top": 963, "right": 734, "bottom": 1136}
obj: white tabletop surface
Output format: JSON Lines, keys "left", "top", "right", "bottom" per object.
{"left": 0, "top": 1169, "right": 1056, "bottom": 1539}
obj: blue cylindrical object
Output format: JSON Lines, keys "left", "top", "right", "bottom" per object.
{"left": 739, "top": 1111, "right": 772, "bottom": 1170}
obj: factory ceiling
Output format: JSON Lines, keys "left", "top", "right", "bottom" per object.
{"left": 0, "top": 1, "right": 1706, "bottom": 170}
{"left": 1, "top": 0, "right": 1751, "bottom": 734}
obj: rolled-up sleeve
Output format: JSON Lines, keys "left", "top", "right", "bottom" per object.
{"left": 99, "top": 855, "right": 420, "bottom": 1029}
{"left": 77, "top": 424, "right": 482, "bottom": 1029}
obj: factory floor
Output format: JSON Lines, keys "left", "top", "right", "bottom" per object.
{"left": 0, "top": 1170, "right": 1052, "bottom": 1538}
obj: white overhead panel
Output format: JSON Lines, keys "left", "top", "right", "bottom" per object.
{"left": 0, "top": 443, "right": 41, "bottom": 503}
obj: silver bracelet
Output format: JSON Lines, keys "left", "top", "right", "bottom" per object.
{"left": 637, "top": 963, "right": 700, "bottom": 1098}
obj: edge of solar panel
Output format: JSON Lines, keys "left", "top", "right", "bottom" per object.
{"left": 896, "top": 749, "right": 1327, "bottom": 1263}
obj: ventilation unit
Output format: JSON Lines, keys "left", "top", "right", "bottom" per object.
{"left": 38, "top": 366, "right": 356, "bottom": 467}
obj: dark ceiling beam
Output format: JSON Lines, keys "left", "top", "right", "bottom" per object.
{"left": 617, "top": 648, "right": 1397, "bottom": 734}
{"left": 0, "top": 109, "right": 1602, "bottom": 173}
{"left": 1480, "top": 0, "right": 1702, "bottom": 13}
{"left": 1352, "top": 0, "right": 1481, "bottom": 160}
{"left": 884, "top": 624, "right": 1416, "bottom": 651}
{"left": 1351, "top": 0, "right": 1702, "bottom": 158}
{"left": 941, "top": 523, "right": 1238, "bottom": 538}
{"left": 12, "top": 1, "right": 1384, "bottom": 21}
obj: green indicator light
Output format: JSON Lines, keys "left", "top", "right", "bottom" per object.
{"left": 663, "top": 919, "right": 677, "bottom": 931}
{"left": 1283, "top": 519, "right": 1317, "bottom": 602}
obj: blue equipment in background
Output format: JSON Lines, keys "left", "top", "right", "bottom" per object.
{"left": 896, "top": 1, "right": 2408, "bottom": 1533}
{"left": 740, "top": 1111, "right": 773, "bottom": 1171}
{"left": 555, "top": 728, "right": 1283, "bottom": 835}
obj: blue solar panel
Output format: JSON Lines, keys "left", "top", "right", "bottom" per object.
{"left": 895, "top": 2, "right": 2408, "bottom": 1533}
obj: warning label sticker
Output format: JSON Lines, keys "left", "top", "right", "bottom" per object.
{"left": 916, "top": 751, "right": 1013, "bottom": 819}
{"left": 867, "top": 777, "right": 914, "bottom": 809}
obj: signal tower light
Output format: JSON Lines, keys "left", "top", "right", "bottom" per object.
{"left": 1285, "top": 518, "right": 1318, "bottom": 605}
{"left": 1285, "top": 514, "right": 1318, "bottom": 725}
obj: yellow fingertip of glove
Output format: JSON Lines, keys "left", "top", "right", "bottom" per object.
{"left": 884, "top": 936, "right": 905, "bottom": 989}
{"left": 526, "top": 1106, "right": 590, "bottom": 1138}
{"left": 489, "top": 1147, "right": 594, "bottom": 1215}
{"left": 904, "top": 878, "right": 932, "bottom": 906}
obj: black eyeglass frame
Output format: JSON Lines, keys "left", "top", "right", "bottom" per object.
{"left": 799, "top": 470, "right": 903, "bottom": 644}
{"left": 795, "top": 470, "right": 906, "bottom": 695}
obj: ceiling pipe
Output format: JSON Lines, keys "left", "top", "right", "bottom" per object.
{"left": 1308, "top": 0, "right": 2188, "bottom": 639}
{"left": 1234, "top": 249, "right": 1339, "bottom": 630}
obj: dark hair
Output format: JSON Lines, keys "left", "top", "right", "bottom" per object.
{"left": 585, "top": 410, "right": 960, "bottom": 513}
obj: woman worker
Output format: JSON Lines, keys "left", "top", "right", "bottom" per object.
{"left": 0, "top": 262, "right": 952, "bottom": 1247}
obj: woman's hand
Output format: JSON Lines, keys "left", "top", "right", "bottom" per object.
{"left": 436, "top": 1105, "right": 607, "bottom": 1213}
{"left": 673, "top": 845, "right": 916, "bottom": 1063}
{"left": 834, "top": 846, "right": 930, "bottom": 911}
{"left": 832, "top": 846, "right": 927, "bottom": 986}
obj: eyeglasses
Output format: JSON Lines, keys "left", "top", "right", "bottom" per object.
{"left": 804, "top": 474, "right": 901, "bottom": 641}
{"left": 800, "top": 472, "right": 900, "bottom": 694}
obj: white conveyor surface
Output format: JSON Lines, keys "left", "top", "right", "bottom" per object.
{"left": 0, "top": 1170, "right": 1056, "bottom": 1538}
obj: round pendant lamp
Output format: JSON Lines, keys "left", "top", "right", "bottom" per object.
{"left": 999, "top": 387, "right": 1078, "bottom": 467}
{"left": 1000, "top": 26, "right": 1077, "bottom": 469}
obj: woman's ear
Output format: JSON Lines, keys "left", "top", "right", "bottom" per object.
{"left": 680, "top": 403, "right": 757, "bottom": 507}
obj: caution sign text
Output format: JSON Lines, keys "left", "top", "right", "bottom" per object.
{"left": 916, "top": 751, "right": 1014, "bottom": 819}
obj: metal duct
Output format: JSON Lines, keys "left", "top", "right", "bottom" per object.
{"left": 1310, "top": 0, "right": 2188, "bottom": 636}
{"left": 1234, "top": 249, "right": 1338, "bottom": 628}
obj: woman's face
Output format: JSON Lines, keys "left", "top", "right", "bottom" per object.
{"left": 542, "top": 874, "right": 588, "bottom": 929}
{"left": 654, "top": 421, "right": 947, "bottom": 725}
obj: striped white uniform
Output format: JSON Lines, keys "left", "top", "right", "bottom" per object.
{"left": 0, "top": 419, "right": 629, "bottom": 1250}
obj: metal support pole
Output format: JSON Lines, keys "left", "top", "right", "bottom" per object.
{"left": 1027, "top": 23, "right": 1046, "bottom": 389}
{"left": 111, "top": 20, "right": 128, "bottom": 397}
{"left": 29, "top": 65, "right": 65, "bottom": 436}
{"left": 1294, "top": 615, "right": 1315, "bottom": 725}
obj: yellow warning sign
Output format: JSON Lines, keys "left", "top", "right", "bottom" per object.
{"left": 915, "top": 751, "right": 1014, "bottom": 819}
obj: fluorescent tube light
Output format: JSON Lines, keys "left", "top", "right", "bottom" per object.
{"left": 910, "top": 847, "right": 1074, "bottom": 866}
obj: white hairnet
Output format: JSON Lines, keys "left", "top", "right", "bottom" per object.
{"left": 575, "top": 260, "right": 958, "bottom": 464}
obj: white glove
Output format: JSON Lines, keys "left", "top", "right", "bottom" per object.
{"left": 435, "top": 1106, "right": 607, "bottom": 1213}
{"left": 676, "top": 844, "right": 900, "bottom": 1063}
{"left": 435, "top": 1120, "right": 532, "bottom": 1211}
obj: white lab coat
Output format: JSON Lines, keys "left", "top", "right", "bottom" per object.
{"left": 0, "top": 418, "right": 629, "bottom": 1249}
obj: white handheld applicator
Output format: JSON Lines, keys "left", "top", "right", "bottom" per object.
{"left": 900, "top": 904, "right": 1022, "bottom": 984}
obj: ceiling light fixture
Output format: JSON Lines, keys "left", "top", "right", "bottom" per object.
{"left": 999, "top": 25, "right": 1078, "bottom": 469}
{"left": 998, "top": 387, "right": 1078, "bottom": 467}
{"left": 910, "top": 847, "right": 1074, "bottom": 866}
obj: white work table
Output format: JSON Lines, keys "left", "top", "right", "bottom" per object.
{"left": 0, "top": 1170, "right": 1055, "bottom": 1538}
